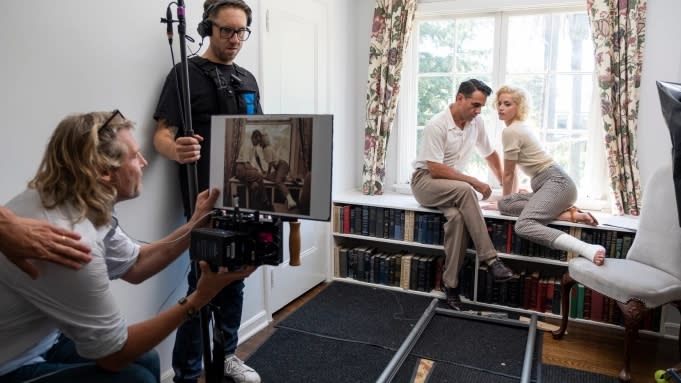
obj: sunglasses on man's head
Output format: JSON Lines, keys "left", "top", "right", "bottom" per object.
{"left": 99, "top": 109, "right": 125, "bottom": 132}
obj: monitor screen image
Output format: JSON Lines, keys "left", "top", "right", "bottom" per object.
{"left": 209, "top": 114, "right": 333, "bottom": 221}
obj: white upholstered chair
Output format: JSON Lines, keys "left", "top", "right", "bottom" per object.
{"left": 552, "top": 163, "right": 681, "bottom": 382}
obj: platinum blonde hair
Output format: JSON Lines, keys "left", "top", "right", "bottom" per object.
{"left": 494, "top": 85, "right": 530, "bottom": 122}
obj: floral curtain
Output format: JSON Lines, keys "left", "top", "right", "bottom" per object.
{"left": 361, "top": 0, "right": 417, "bottom": 195}
{"left": 588, "top": 0, "right": 648, "bottom": 215}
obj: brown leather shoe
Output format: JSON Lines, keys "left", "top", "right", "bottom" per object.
{"left": 488, "top": 258, "right": 513, "bottom": 282}
{"left": 442, "top": 286, "right": 462, "bottom": 311}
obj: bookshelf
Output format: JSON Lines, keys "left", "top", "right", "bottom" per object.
{"left": 330, "top": 190, "right": 662, "bottom": 333}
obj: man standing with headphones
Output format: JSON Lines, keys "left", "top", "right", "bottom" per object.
{"left": 153, "top": 1, "right": 262, "bottom": 382}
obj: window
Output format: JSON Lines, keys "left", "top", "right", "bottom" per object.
{"left": 396, "top": 5, "right": 610, "bottom": 208}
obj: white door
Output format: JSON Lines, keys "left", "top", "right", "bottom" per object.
{"left": 260, "top": 0, "right": 330, "bottom": 313}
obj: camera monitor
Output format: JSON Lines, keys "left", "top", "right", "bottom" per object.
{"left": 209, "top": 114, "right": 333, "bottom": 221}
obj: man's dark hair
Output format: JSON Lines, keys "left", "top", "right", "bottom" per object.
{"left": 204, "top": 0, "right": 253, "bottom": 27}
{"left": 457, "top": 79, "right": 492, "bottom": 97}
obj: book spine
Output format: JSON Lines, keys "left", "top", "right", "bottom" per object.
{"left": 400, "top": 254, "right": 413, "bottom": 289}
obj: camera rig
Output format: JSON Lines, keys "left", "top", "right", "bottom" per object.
{"left": 190, "top": 208, "right": 283, "bottom": 269}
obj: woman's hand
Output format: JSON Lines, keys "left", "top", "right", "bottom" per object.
{"left": 481, "top": 201, "right": 499, "bottom": 210}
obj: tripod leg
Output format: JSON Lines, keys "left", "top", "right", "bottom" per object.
{"left": 200, "top": 305, "right": 219, "bottom": 383}
{"left": 210, "top": 304, "right": 225, "bottom": 383}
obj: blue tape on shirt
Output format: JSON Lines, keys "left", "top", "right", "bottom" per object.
{"left": 242, "top": 92, "right": 256, "bottom": 115}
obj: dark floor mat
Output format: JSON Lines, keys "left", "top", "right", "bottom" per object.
{"left": 247, "top": 282, "right": 620, "bottom": 383}
{"left": 408, "top": 314, "right": 538, "bottom": 377}
{"left": 246, "top": 327, "right": 395, "bottom": 383}
{"left": 277, "top": 281, "right": 433, "bottom": 349}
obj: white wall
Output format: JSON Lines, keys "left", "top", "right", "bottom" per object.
{"left": 636, "top": 0, "right": 681, "bottom": 186}
{"left": 328, "top": 0, "right": 371, "bottom": 194}
{"left": 342, "top": 0, "right": 376, "bottom": 192}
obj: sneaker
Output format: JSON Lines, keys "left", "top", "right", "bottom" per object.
{"left": 487, "top": 258, "right": 513, "bottom": 282}
{"left": 224, "top": 354, "right": 261, "bottom": 383}
{"left": 442, "top": 286, "right": 462, "bottom": 311}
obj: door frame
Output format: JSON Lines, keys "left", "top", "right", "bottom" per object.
{"left": 259, "top": 0, "right": 332, "bottom": 314}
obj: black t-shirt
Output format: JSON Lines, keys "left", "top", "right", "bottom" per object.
{"left": 154, "top": 57, "right": 262, "bottom": 216}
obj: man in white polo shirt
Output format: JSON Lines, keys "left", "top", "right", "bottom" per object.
{"left": 411, "top": 79, "right": 513, "bottom": 310}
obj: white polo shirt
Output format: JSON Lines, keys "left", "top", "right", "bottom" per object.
{"left": 412, "top": 108, "right": 495, "bottom": 172}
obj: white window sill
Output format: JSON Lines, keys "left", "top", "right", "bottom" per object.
{"left": 391, "top": 184, "right": 611, "bottom": 213}
{"left": 391, "top": 183, "right": 413, "bottom": 195}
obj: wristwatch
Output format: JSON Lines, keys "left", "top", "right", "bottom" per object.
{"left": 178, "top": 296, "right": 199, "bottom": 320}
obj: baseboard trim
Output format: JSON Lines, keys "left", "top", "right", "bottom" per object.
{"left": 237, "top": 309, "right": 271, "bottom": 342}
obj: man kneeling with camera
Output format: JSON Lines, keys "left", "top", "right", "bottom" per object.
{"left": 0, "top": 110, "right": 256, "bottom": 383}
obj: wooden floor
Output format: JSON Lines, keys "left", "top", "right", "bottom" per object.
{"left": 235, "top": 282, "right": 679, "bottom": 383}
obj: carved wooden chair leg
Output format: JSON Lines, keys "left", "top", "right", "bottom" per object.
{"left": 552, "top": 273, "right": 575, "bottom": 339}
{"left": 616, "top": 299, "right": 646, "bottom": 382}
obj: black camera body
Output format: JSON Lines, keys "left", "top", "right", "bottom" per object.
{"left": 190, "top": 209, "right": 282, "bottom": 269}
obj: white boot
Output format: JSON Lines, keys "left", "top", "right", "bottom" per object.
{"left": 553, "top": 233, "right": 604, "bottom": 263}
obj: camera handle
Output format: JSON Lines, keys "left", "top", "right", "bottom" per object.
{"left": 278, "top": 216, "right": 301, "bottom": 266}
{"left": 288, "top": 220, "right": 301, "bottom": 266}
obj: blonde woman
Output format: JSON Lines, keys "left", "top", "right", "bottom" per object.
{"left": 486, "top": 86, "right": 605, "bottom": 265}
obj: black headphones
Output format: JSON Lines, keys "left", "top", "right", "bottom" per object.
{"left": 197, "top": 0, "right": 252, "bottom": 38}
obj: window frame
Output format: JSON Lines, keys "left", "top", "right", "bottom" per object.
{"left": 394, "top": 1, "right": 610, "bottom": 210}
